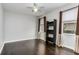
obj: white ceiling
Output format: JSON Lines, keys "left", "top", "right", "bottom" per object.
{"left": 2, "top": 3, "right": 68, "bottom": 16}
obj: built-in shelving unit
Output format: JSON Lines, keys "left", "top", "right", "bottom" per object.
{"left": 46, "top": 19, "right": 57, "bottom": 46}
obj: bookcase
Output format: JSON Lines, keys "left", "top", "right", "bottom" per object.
{"left": 46, "top": 19, "right": 57, "bottom": 45}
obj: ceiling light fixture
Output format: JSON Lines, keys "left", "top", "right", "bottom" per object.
{"left": 32, "top": 3, "right": 38, "bottom": 12}
{"left": 27, "top": 3, "right": 44, "bottom": 13}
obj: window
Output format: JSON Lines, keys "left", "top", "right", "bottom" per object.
{"left": 62, "top": 7, "right": 78, "bottom": 34}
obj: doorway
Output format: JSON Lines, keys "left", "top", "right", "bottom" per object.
{"left": 38, "top": 17, "right": 46, "bottom": 41}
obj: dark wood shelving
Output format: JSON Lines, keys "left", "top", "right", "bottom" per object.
{"left": 47, "top": 30, "right": 55, "bottom": 34}
{"left": 46, "top": 19, "right": 57, "bottom": 45}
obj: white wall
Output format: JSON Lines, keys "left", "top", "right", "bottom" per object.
{"left": 4, "top": 11, "right": 37, "bottom": 43}
{"left": 0, "top": 4, "right": 4, "bottom": 53}
{"left": 42, "top": 3, "right": 78, "bottom": 50}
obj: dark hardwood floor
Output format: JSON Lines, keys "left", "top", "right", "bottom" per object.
{"left": 1, "top": 39, "right": 78, "bottom": 55}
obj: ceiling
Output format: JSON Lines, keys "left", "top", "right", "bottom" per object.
{"left": 2, "top": 3, "right": 68, "bottom": 16}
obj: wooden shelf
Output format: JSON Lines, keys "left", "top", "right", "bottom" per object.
{"left": 47, "top": 30, "right": 54, "bottom": 34}
{"left": 46, "top": 20, "right": 56, "bottom": 45}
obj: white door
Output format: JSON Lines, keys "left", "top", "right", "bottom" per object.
{"left": 61, "top": 7, "right": 78, "bottom": 50}
{"left": 62, "top": 22, "right": 76, "bottom": 50}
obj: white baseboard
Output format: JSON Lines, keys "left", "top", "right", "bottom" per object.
{"left": 4, "top": 38, "right": 37, "bottom": 44}
{"left": 62, "top": 45, "right": 74, "bottom": 51}
{"left": 56, "top": 43, "right": 75, "bottom": 51}
{"left": 40, "top": 39, "right": 46, "bottom": 41}
{"left": 0, "top": 43, "right": 4, "bottom": 54}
